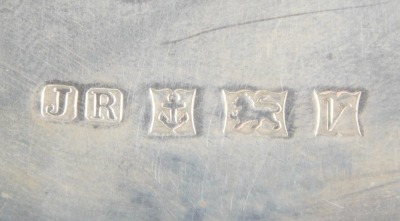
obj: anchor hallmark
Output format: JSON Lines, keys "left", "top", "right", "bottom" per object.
{"left": 158, "top": 92, "right": 189, "bottom": 132}
{"left": 149, "top": 88, "right": 196, "bottom": 136}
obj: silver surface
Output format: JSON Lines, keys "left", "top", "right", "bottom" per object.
{"left": 1, "top": 0, "right": 400, "bottom": 220}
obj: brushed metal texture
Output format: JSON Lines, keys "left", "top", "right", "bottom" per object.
{"left": 1, "top": 0, "right": 399, "bottom": 220}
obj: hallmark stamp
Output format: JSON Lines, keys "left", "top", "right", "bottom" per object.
{"left": 38, "top": 81, "right": 366, "bottom": 139}
{"left": 149, "top": 88, "right": 197, "bottom": 135}
{"left": 314, "top": 90, "right": 362, "bottom": 136}
{"left": 40, "top": 84, "right": 78, "bottom": 122}
{"left": 85, "top": 88, "right": 124, "bottom": 124}
{"left": 222, "top": 90, "right": 288, "bottom": 137}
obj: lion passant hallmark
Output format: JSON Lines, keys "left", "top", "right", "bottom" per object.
{"left": 39, "top": 84, "right": 363, "bottom": 137}
{"left": 222, "top": 90, "right": 288, "bottom": 137}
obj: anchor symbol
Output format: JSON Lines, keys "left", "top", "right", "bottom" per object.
{"left": 158, "top": 92, "right": 189, "bottom": 132}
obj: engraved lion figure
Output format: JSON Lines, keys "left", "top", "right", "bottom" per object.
{"left": 230, "top": 94, "right": 282, "bottom": 130}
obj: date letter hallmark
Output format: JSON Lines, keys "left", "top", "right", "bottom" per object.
{"left": 40, "top": 84, "right": 78, "bottom": 122}
{"left": 314, "top": 90, "right": 362, "bottom": 136}
{"left": 149, "top": 88, "right": 197, "bottom": 136}
{"left": 85, "top": 88, "right": 124, "bottom": 124}
{"left": 222, "top": 90, "right": 288, "bottom": 137}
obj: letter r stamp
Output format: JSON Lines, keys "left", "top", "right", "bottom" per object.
{"left": 85, "top": 88, "right": 124, "bottom": 124}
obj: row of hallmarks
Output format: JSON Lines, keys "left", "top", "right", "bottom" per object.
{"left": 41, "top": 85, "right": 124, "bottom": 124}
{"left": 39, "top": 84, "right": 363, "bottom": 137}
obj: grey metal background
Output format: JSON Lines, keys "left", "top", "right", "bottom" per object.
{"left": 1, "top": 0, "right": 400, "bottom": 220}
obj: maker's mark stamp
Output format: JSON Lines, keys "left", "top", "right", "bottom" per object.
{"left": 314, "top": 90, "right": 362, "bottom": 136}
{"left": 222, "top": 90, "right": 288, "bottom": 137}
{"left": 40, "top": 84, "right": 78, "bottom": 122}
{"left": 149, "top": 88, "right": 197, "bottom": 136}
{"left": 85, "top": 88, "right": 124, "bottom": 124}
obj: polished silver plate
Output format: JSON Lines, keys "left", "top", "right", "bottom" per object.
{"left": 1, "top": 0, "right": 400, "bottom": 220}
